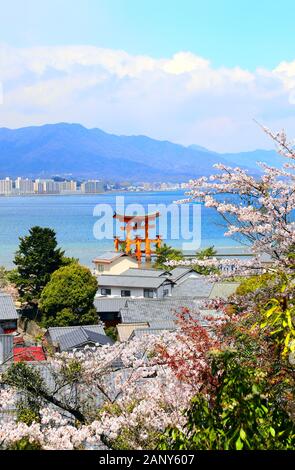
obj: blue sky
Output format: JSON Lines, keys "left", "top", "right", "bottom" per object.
{"left": 1, "top": 0, "right": 295, "bottom": 151}
{"left": 1, "top": 0, "right": 295, "bottom": 70}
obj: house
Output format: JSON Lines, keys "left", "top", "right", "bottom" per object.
{"left": 94, "top": 297, "right": 128, "bottom": 326}
{"left": 0, "top": 293, "right": 19, "bottom": 333}
{"left": 0, "top": 334, "right": 13, "bottom": 364}
{"left": 171, "top": 276, "right": 239, "bottom": 299}
{"left": 171, "top": 276, "right": 214, "bottom": 298}
{"left": 96, "top": 274, "right": 175, "bottom": 299}
{"left": 45, "top": 325, "right": 113, "bottom": 352}
{"left": 130, "top": 325, "right": 176, "bottom": 339}
{"left": 209, "top": 282, "right": 240, "bottom": 299}
{"left": 117, "top": 321, "right": 178, "bottom": 342}
{"left": 170, "top": 267, "right": 199, "bottom": 284}
{"left": 117, "top": 322, "right": 151, "bottom": 342}
{"left": 0, "top": 334, "right": 45, "bottom": 364}
{"left": 123, "top": 268, "right": 172, "bottom": 277}
{"left": 119, "top": 298, "right": 197, "bottom": 324}
{"left": 117, "top": 297, "right": 225, "bottom": 341}
{"left": 92, "top": 251, "right": 138, "bottom": 275}
{"left": 117, "top": 298, "right": 197, "bottom": 341}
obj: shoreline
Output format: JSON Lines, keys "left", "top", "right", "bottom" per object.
{"left": 0, "top": 189, "right": 184, "bottom": 199}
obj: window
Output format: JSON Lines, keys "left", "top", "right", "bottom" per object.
{"left": 144, "top": 288, "right": 155, "bottom": 298}
{"left": 121, "top": 290, "right": 131, "bottom": 297}
{"left": 97, "top": 264, "right": 105, "bottom": 273}
{"left": 163, "top": 288, "right": 169, "bottom": 297}
{"left": 101, "top": 288, "right": 111, "bottom": 295}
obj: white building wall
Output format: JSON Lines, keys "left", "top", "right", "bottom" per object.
{"left": 96, "top": 282, "right": 172, "bottom": 298}
{"left": 97, "top": 285, "right": 144, "bottom": 298}
{"left": 93, "top": 257, "right": 138, "bottom": 275}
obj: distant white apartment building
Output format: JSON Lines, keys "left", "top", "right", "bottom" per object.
{"left": 58, "top": 180, "right": 77, "bottom": 193}
{"left": 0, "top": 178, "right": 13, "bottom": 195}
{"left": 34, "top": 179, "right": 59, "bottom": 194}
{"left": 81, "top": 180, "right": 104, "bottom": 194}
{"left": 15, "top": 177, "right": 34, "bottom": 194}
{"left": 33, "top": 179, "right": 44, "bottom": 194}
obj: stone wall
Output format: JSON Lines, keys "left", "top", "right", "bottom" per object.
{"left": 18, "top": 317, "right": 45, "bottom": 338}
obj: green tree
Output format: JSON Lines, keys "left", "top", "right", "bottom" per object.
{"left": 12, "top": 226, "right": 65, "bottom": 306}
{"left": 193, "top": 246, "right": 219, "bottom": 275}
{"left": 154, "top": 243, "right": 183, "bottom": 270}
{"left": 160, "top": 351, "right": 295, "bottom": 450}
{"left": 236, "top": 273, "right": 276, "bottom": 296}
{"left": 196, "top": 246, "right": 217, "bottom": 259}
{"left": 0, "top": 266, "right": 9, "bottom": 289}
{"left": 105, "top": 326, "right": 118, "bottom": 342}
{"left": 39, "top": 263, "right": 98, "bottom": 327}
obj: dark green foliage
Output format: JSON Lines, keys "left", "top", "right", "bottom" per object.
{"left": 4, "top": 363, "right": 45, "bottom": 426}
{"left": 105, "top": 326, "right": 118, "bottom": 342}
{"left": 39, "top": 263, "right": 98, "bottom": 327}
{"left": 154, "top": 243, "right": 183, "bottom": 270}
{"left": 160, "top": 351, "right": 295, "bottom": 450}
{"left": 61, "top": 256, "right": 79, "bottom": 266}
{"left": 193, "top": 246, "right": 219, "bottom": 275}
{"left": 2, "top": 361, "right": 87, "bottom": 425}
{"left": 17, "top": 399, "right": 41, "bottom": 425}
{"left": 196, "top": 246, "right": 217, "bottom": 259}
{"left": 9, "top": 438, "right": 42, "bottom": 450}
{"left": 0, "top": 266, "right": 9, "bottom": 289}
{"left": 4, "top": 362, "right": 45, "bottom": 392}
{"left": 12, "top": 226, "right": 65, "bottom": 305}
{"left": 236, "top": 273, "right": 276, "bottom": 296}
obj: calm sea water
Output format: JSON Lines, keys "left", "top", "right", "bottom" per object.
{"left": 0, "top": 191, "right": 243, "bottom": 269}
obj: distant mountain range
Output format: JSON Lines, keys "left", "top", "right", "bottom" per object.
{"left": 0, "top": 123, "right": 284, "bottom": 182}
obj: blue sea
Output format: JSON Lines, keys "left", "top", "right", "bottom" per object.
{"left": 0, "top": 191, "right": 244, "bottom": 269}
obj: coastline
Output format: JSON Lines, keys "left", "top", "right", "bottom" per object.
{"left": 0, "top": 188, "right": 184, "bottom": 199}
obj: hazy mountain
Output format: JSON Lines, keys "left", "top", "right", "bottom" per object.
{"left": 0, "top": 123, "right": 279, "bottom": 182}
{"left": 188, "top": 144, "right": 217, "bottom": 154}
{"left": 222, "top": 149, "right": 285, "bottom": 170}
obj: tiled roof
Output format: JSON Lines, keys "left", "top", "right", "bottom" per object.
{"left": 119, "top": 297, "right": 224, "bottom": 329}
{"left": 0, "top": 293, "right": 19, "bottom": 321}
{"left": 92, "top": 251, "right": 128, "bottom": 263}
{"left": 148, "top": 319, "right": 178, "bottom": 329}
{"left": 209, "top": 282, "right": 240, "bottom": 299}
{"left": 170, "top": 267, "right": 196, "bottom": 281}
{"left": 131, "top": 327, "right": 176, "bottom": 338}
{"left": 97, "top": 274, "right": 174, "bottom": 289}
{"left": 94, "top": 297, "right": 128, "bottom": 312}
{"left": 47, "top": 325, "right": 113, "bottom": 351}
{"left": 123, "top": 268, "right": 171, "bottom": 277}
{"left": 120, "top": 297, "right": 197, "bottom": 324}
{"left": 171, "top": 277, "right": 214, "bottom": 298}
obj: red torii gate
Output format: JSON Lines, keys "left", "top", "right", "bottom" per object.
{"left": 113, "top": 211, "right": 162, "bottom": 262}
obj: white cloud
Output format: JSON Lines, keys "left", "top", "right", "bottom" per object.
{"left": 1, "top": 44, "right": 295, "bottom": 151}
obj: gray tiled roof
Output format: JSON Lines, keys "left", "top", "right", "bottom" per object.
{"left": 92, "top": 251, "right": 125, "bottom": 262}
{"left": 129, "top": 309, "right": 224, "bottom": 338}
{"left": 171, "top": 277, "right": 214, "bottom": 298}
{"left": 170, "top": 267, "right": 196, "bottom": 281}
{"left": 0, "top": 293, "right": 19, "bottom": 321}
{"left": 97, "top": 274, "right": 174, "bottom": 289}
{"left": 131, "top": 326, "right": 176, "bottom": 338}
{"left": 120, "top": 297, "right": 197, "bottom": 324}
{"left": 209, "top": 282, "right": 240, "bottom": 299}
{"left": 47, "top": 325, "right": 113, "bottom": 351}
{"left": 94, "top": 297, "right": 128, "bottom": 312}
{"left": 123, "top": 268, "right": 171, "bottom": 277}
{"left": 148, "top": 319, "right": 178, "bottom": 329}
